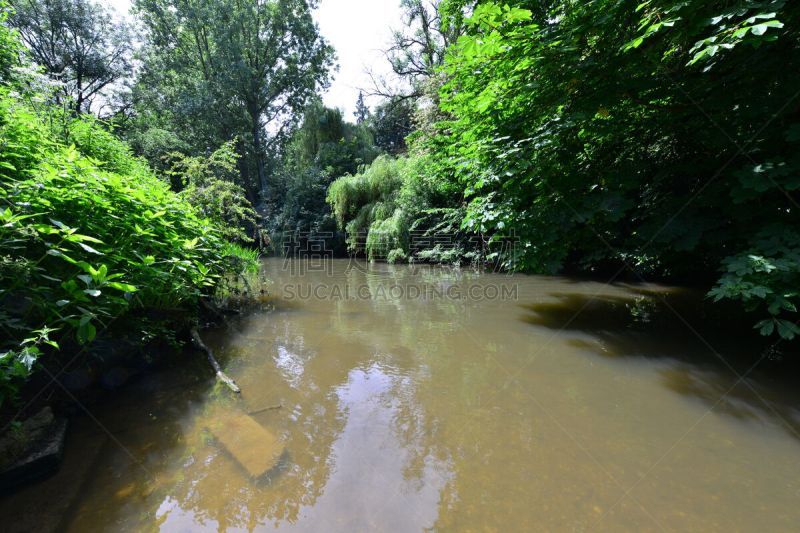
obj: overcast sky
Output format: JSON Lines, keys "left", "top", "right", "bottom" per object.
{"left": 108, "top": 0, "right": 401, "bottom": 116}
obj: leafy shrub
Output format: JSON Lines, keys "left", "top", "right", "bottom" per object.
{"left": 327, "top": 155, "right": 408, "bottom": 257}
{"left": 166, "top": 141, "right": 259, "bottom": 243}
{"left": 125, "top": 126, "right": 190, "bottom": 172}
{"left": 0, "top": 2, "right": 20, "bottom": 83}
{"left": 65, "top": 115, "right": 150, "bottom": 176}
{"left": 710, "top": 229, "right": 800, "bottom": 340}
{"left": 433, "top": 0, "right": 800, "bottom": 336}
{"left": 327, "top": 153, "right": 469, "bottom": 263}
{"left": 0, "top": 91, "right": 256, "bottom": 406}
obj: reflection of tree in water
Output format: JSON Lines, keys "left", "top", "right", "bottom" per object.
{"left": 333, "top": 279, "right": 538, "bottom": 529}
{"left": 522, "top": 290, "right": 800, "bottom": 443}
{"left": 284, "top": 265, "right": 467, "bottom": 520}
{"left": 159, "top": 321, "right": 357, "bottom": 529}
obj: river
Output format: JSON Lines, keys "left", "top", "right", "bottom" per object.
{"left": 5, "top": 258, "right": 800, "bottom": 531}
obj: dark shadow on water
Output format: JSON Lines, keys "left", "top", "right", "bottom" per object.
{"left": 521, "top": 289, "right": 800, "bottom": 442}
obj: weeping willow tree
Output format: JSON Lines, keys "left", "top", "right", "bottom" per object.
{"left": 326, "top": 156, "right": 410, "bottom": 262}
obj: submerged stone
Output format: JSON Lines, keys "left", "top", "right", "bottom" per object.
{"left": 206, "top": 408, "right": 284, "bottom": 479}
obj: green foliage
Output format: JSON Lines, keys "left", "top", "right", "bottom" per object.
{"left": 426, "top": 0, "right": 800, "bottom": 337}
{"left": 327, "top": 153, "right": 465, "bottom": 263}
{"left": 0, "top": 88, "right": 255, "bottom": 406}
{"left": 132, "top": 0, "right": 334, "bottom": 199}
{"left": 354, "top": 91, "right": 370, "bottom": 124}
{"left": 0, "top": 2, "right": 21, "bottom": 83}
{"left": 65, "top": 116, "right": 150, "bottom": 175}
{"left": 166, "top": 141, "right": 259, "bottom": 243}
{"left": 327, "top": 156, "right": 406, "bottom": 232}
{"left": 710, "top": 229, "right": 800, "bottom": 340}
{"left": 9, "top": 0, "right": 132, "bottom": 114}
{"left": 379, "top": 0, "right": 465, "bottom": 101}
{"left": 368, "top": 99, "right": 415, "bottom": 154}
{"left": 270, "top": 101, "right": 379, "bottom": 237}
{"left": 125, "top": 125, "right": 190, "bottom": 172}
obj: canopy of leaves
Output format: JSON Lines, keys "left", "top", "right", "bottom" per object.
{"left": 327, "top": 153, "right": 465, "bottom": 262}
{"left": 420, "top": 0, "right": 800, "bottom": 338}
{"left": 324, "top": 0, "right": 800, "bottom": 339}
{"left": 268, "top": 101, "right": 379, "bottom": 241}
{"left": 10, "top": 0, "right": 132, "bottom": 114}
{"left": 131, "top": 0, "right": 334, "bottom": 199}
{"left": 166, "top": 141, "right": 259, "bottom": 243}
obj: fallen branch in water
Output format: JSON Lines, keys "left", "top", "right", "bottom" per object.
{"left": 190, "top": 327, "right": 241, "bottom": 393}
{"left": 249, "top": 404, "right": 283, "bottom": 416}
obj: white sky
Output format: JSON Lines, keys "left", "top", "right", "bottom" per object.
{"left": 108, "top": 0, "right": 402, "bottom": 117}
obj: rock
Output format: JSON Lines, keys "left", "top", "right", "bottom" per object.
{"left": 0, "top": 408, "right": 68, "bottom": 493}
{"left": 0, "top": 407, "right": 55, "bottom": 470}
{"left": 0, "top": 425, "right": 106, "bottom": 533}
{"left": 206, "top": 408, "right": 284, "bottom": 478}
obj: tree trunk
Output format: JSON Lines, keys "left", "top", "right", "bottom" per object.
{"left": 251, "top": 109, "right": 267, "bottom": 201}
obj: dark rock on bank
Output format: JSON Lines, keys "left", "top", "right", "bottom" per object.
{"left": 0, "top": 407, "right": 68, "bottom": 493}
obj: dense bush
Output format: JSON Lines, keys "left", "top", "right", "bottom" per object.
{"left": 327, "top": 155, "right": 408, "bottom": 260}
{"left": 0, "top": 3, "right": 19, "bottom": 84}
{"left": 322, "top": 0, "right": 800, "bottom": 339}
{"left": 268, "top": 101, "right": 379, "bottom": 239}
{"left": 0, "top": 88, "right": 256, "bottom": 405}
{"left": 327, "top": 154, "right": 466, "bottom": 262}
{"left": 422, "top": 0, "right": 800, "bottom": 338}
{"left": 165, "top": 141, "right": 259, "bottom": 243}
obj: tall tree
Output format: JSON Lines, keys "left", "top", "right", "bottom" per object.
{"left": 354, "top": 91, "right": 369, "bottom": 124}
{"left": 369, "top": 98, "right": 414, "bottom": 154}
{"left": 367, "top": 0, "right": 464, "bottom": 102}
{"left": 10, "top": 0, "right": 132, "bottom": 114}
{"left": 0, "top": 1, "right": 21, "bottom": 83}
{"left": 133, "top": 0, "right": 334, "bottom": 201}
{"left": 270, "top": 99, "right": 379, "bottom": 234}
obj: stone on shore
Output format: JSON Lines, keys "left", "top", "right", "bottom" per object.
{"left": 0, "top": 407, "right": 68, "bottom": 493}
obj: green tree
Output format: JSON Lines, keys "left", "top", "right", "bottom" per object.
{"left": 431, "top": 0, "right": 800, "bottom": 337}
{"left": 0, "top": 1, "right": 21, "bottom": 83}
{"left": 354, "top": 91, "right": 370, "bottom": 124}
{"left": 369, "top": 0, "right": 464, "bottom": 101}
{"left": 271, "top": 100, "right": 379, "bottom": 236}
{"left": 368, "top": 98, "right": 414, "bottom": 154}
{"left": 166, "top": 141, "right": 259, "bottom": 243}
{"left": 132, "top": 0, "right": 334, "bottom": 200}
{"left": 10, "top": 0, "right": 133, "bottom": 114}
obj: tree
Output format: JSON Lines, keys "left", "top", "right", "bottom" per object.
{"left": 354, "top": 91, "right": 369, "bottom": 124}
{"left": 0, "top": 1, "right": 21, "bottom": 83}
{"left": 167, "top": 141, "right": 259, "bottom": 243}
{"left": 433, "top": 0, "right": 800, "bottom": 337}
{"left": 10, "top": 0, "right": 132, "bottom": 114}
{"left": 369, "top": 98, "right": 414, "bottom": 154}
{"left": 270, "top": 100, "right": 379, "bottom": 235}
{"left": 367, "top": 0, "right": 465, "bottom": 102}
{"left": 133, "top": 0, "right": 334, "bottom": 201}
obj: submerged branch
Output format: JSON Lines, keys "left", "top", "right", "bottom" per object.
{"left": 249, "top": 404, "right": 283, "bottom": 416}
{"left": 190, "top": 327, "right": 241, "bottom": 393}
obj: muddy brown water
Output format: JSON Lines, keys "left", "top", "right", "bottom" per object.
{"left": 8, "top": 259, "right": 800, "bottom": 531}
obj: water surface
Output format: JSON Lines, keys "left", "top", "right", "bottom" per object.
{"left": 13, "top": 259, "right": 800, "bottom": 531}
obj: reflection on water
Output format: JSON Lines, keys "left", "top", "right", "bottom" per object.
{"left": 3, "top": 259, "right": 800, "bottom": 532}
{"left": 523, "top": 290, "right": 800, "bottom": 443}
